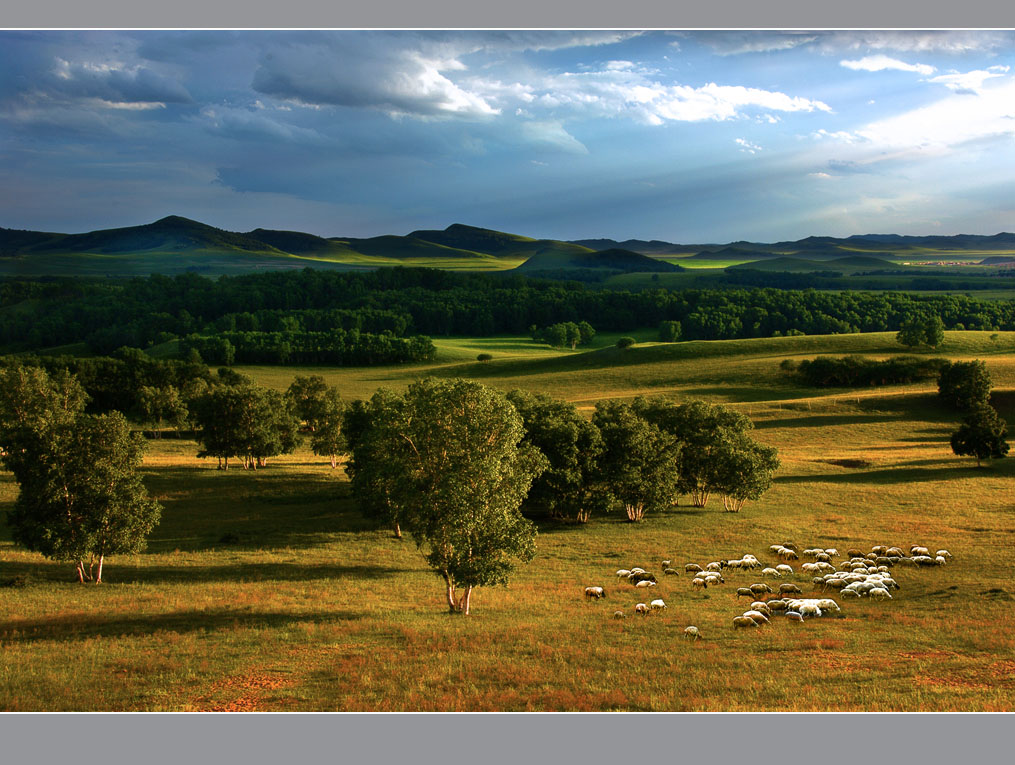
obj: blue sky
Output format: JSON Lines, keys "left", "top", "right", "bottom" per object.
{"left": 2, "top": 30, "right": 1014, "bottom": 242}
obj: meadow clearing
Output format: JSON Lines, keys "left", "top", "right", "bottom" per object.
{"left": 1, "top": 331, "right": 1014, "bottom": 711}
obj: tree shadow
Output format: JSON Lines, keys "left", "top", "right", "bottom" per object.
{"left": 0, "top": 559, "right": 416, "bottom": 586}
{"left": 0, "top": 607, "right": 362, "bottom": 645}
{"left": 774, "top": 461, "right": 1011, "bottom": 485}
{"left": 755, "top": 413, "right": 905, "bottom": 430}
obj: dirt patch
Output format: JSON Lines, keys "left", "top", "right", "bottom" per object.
{"left": 193, "top": 671, "right": 294, "bottom": 712}
{"left": 817, "top": 458, "right": 874, "bottom": 469}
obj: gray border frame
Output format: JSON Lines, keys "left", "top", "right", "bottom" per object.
{"left": 1, "top": 0, "right": 1012, "bottom": 761}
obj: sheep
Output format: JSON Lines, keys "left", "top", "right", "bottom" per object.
{"left": 762, "top": 567, "right": 783, "bottom": 578}
{"left": 781, "top": 543, "right": 799, "bottom": 551}
{"left": 785, "top": 611, "right": 804, "bottom": 622}
{"left": 635, "top": 579, "right": 656, "bottom": 588}
{"left": 798, "top": 603, "right": 822, "bottom": 618}
{"left": 685, "top": 563, "right": 704, "bottom": 574}
{"left": 913, "top": 555, "right": 936, "bottom": 567}
{"left": 769, "top": 544, "right": 784, "bottom": 554}
{"left": 776, "top": 564, "right": 794, "bottom": 575}
{"left": 816, "top": 599, "right": 841, "bottom": 615}
{"left": 872, "top": 545, "right": 888, "bottom": 556}
{"left": 740, "top": 555, "right": 763, "bottom": 570}
{"left": 911, "top": 545, "right": 930, "bottom": 556}
{"left": 691, "top": 577, "right": 708, "bottom": 591}
{"left": 778, "top": 583, "right": 802, "bottom": 596}
{"left": 649, "top": 599, "right": 667, "bottom": 610}
{"left": 935, "top": 556, "right": 947, "bottom": 566}
{"left": 736, "top": 587, "right": 754, "bottom": 599}
{"left": 750, "top": 602, "right": 773, "bottom": 617}
{"left": 824, "top": 548, "right": 839, "bottom": 557}
{"left": 815, "top": 552, "right": 832, "bottom": 564}
{"left": 937, "top": 550, "right": 953, "bottom": 561}
{"left": 766, "top": 599, "right": 788, "bottom": 612}
{"left": 750, "top": 583, "right": 774, "bottom": 597}
{"left": 840, "top": 588, "right": 860, "bottom": 598}
{"left": 776, "top": 547, "right": 799, "bottom": 562}
{"left": 612, "top": 610, "right": 626, "bottom": 619}
{"left": 801, "top": 563, "right": 819, "bottom": 574}
{"left": 630, "top": 567, "right": 646, "bottom": 574}
{"left": 683, "top": 626, "right": 701, "bottom": 641}
{"left": 634, "top": 603, "right": 649, "bottom": 615}
{"left": 886, "top": 547, "right": 906, "bottom": 558}
{"left": 663, "top": 568, "right": 680, "bottom": 576}
{"left": 869, "top": 587, "right": 892, "bottom": 600}
{"left": 584, "top": 586, "right": 605, "bottom": 600}
{"left": 704, "top": 573, "right": 724, "bottom": 586}
{"left": 661, "top": 560, "right": 672, "bottom": 569}
{"left": 615, "top": 569, "right": 632, "bottom": 579}
{"left": 732, "top": 616, "right": 758, "bottom": 629}
{"left": 743, "top": 610, "right": 770, "bottom": 625}
{"left": 629, "top": 571, "right": 657, "bottom": 584}
{"left": 705, "top": 562, "right": 723, "bottom": 572}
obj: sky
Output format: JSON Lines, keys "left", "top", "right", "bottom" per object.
{"left": 2, "top": 29, "right": 1014, "bottom": 243}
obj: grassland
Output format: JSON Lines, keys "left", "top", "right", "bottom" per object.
{"left": 2, "top": 331, "right": 1015, "bottom": 711}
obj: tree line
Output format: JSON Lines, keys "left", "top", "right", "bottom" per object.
{"left": 5, "top": 269, "right": 1015, "bottom": 355}
{"left": 182, "top": 330, "right": 436, "bottom": 366}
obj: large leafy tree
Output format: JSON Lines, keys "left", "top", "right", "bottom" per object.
{"left": 191, "top": 384, "right": 300, "bottom": 470}
{"left": 633, "top": 398, "right": 755, "bottom": 508}
{"left": 136, "top": 384, "right": 188, "bottom": 438}
{"left": 938, "top": 360, "right": 992, "bottom": 411}
{"left": 713, "top": 434, "right": 781, "bottom": 512}
{"left": 0, "top": 367, "right": 161, "bottom": 583}
{"left": 897, "top": 315, "right": 945, "bottom": 349}
{"left": 286, "top": 375, "right": 331, "bottom": 431}
{"left": 592, "top": 400, "right": 680, "bottom": 521}
{"left": 309, "top": 387, "right": 347, "bottom": 468}
{"left": 950, "top": 404, "right": 1010, "bottom": 467}
{"left": 361, "top": 379, "right": 545, "bottom": 614}
{"left": 506, "top": 390, "right": 611, "bottom": 523}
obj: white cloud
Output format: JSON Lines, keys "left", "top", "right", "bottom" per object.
{"left": 735, "top": 137, "right": 762, "bottom": 154}
{"left": 517, "top": 120, "right": 588, "bottom": 153}
{"left": 812, "top": 129, "right": 863, "bottom": 144}
{"left": 701, "top": 30, "right": 1013, "bottom": 56}
{"left": 928, "top": 67, "right": 1009, "bottom": 95}
{"left": 840, "top": 55, "right": 935, "bottom": 76}
{"left": 808, "top": 172, "right": 833, "bottom": 179}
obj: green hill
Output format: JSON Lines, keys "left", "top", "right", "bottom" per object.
{"left": 728, "top": 257, "right": 841, "bottom": 273}
{"left": 516, "top": 246, "right": 683, "bottom": 274}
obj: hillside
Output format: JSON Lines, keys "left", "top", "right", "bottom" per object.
{"left": 516, "top": 246, "right": 683, "bottom": 274}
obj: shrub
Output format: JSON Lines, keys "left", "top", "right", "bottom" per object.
{"left": 476, "top": 353, "right": 493, "bottom": 362}
{"left": 616, "top": 337, "right": 636, "bottom": 349}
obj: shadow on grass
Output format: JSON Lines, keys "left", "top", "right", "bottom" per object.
{"left": 0, "top": 559, "right": 416, "bottom": 586}
{"left": 755, "top": 413, "right": 906, "bottom": 430}
{"left": 774, "top": 461, "right": 1012, "bottom": 485}
{"left": 0, "top": 607, "right": 362, "bottom": 644}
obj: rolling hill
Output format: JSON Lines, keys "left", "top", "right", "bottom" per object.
{"left": 516, "top": 246, "right": 683, "bottom": 274}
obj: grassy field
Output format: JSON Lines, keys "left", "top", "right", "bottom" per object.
{"left": 2, "top": 331, "right": 1015, "bottom": 711}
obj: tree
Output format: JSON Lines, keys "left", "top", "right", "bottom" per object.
{"left": 191, "top": 384, "right": 300, "bottom": 470}
{"left": 309, "top": 387, "right": 346, "bottom": 468}
{"left": 634, "top": 398, "right": 755, "bottom": 508}
{"left": 616, "top": 337, "right": 636, "bottom": 349}
{"left": 286, "top": 375, "right": 330, "bottom": 431}
{"left": 938, "top": 360, "right": 992, "bottom": 411}
{"left": 136, "top": 385, "right": 188, "bottom": 438}
{"left": 950, "top": 404, "right": 1010, "bottom": 467}
{"left": 343, "top": 392, "right": 408, "bottom": 538}
{"left": 360, "top": 379, "right": 545, "bottom": 614}
{"left": 659, "top": 320, "right": 682, "bottom": 342}
{"left": 0, "top": 367, "right": 161, "bottom": 583}
{"left": 897, "top": 315, "right": 945, "bottom": 349}
{"left": 592, "top": 400, "right": 680, "bottom": 521}
{"left": 507, "top": 390, "right": 611, "bottom": 523}
{"left": 577, "top": 320, "right": 596, "bottom": 347}
{"left": 713, "top": 435, "right": 781, "bottom": 512}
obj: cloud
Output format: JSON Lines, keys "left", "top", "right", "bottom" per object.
{"left": 927, "top": 67, "right": 1009, "bottom": 95}
{"left": 735, "top": 138, "right": 762, "bottom": 154}
{"left": 808, "top": 172, "right": 833, "bottom": 179}
{"left": 812, "top": 129, "right": 864, "bottom": 144}
{"left": 827, "top": 159, "right": 876, "bottom": 174}
{"left": 840, "top": 55, "right": 935, "bottom": 76}
{"left": 199, "top": 105, "right": 324, "bottom": 144}
{"left": 700, "top": 30, "right": 1013, "bottom": 56}
{"left": 517, "top": 120, "right": 588, "bottom": 153}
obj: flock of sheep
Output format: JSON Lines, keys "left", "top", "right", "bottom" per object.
{"left": 584, "top": 542, "right": 953, "bottom": 639}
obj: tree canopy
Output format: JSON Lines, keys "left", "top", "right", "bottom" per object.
{"left": 938, "top": 360, "right": 992, "bottom": 411}
{"left": 950, "top": 404, "right": 1010, "bottom": 467}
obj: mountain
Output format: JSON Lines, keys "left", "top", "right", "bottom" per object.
{"left": 570, "top": 238, "right": 703, "bottom": 255}
{"left": 685, "top": 246, "right": 785, "bottom": 261}
{"left": 410, "top": 223, "right": 595, "bottom": 260}
{"left": 517, "top": 247, "right": 683, "bottom": 274}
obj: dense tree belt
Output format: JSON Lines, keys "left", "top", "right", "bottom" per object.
{"left": 3, "top": 268, "right": 1015, "bottom": 354}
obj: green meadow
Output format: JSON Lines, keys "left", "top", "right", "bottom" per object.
{"left": 2, "top": 331, "right": 1015, "bottom": 711}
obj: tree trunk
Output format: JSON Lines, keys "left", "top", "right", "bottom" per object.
{"left": 444, "top": 573, "right": 458, "bottom": 612}
{"left": 75, "top": 560, "right": 86, "bottom": 583}
{"left": 625, "top": 503, "right": 645, "bottom": 522}
{"left": 95, "top": 554, "right": 104, "bottom": 583}
{"left": 460, "top": 586, "right": 473, "bottom": 616}
{"left": 224, "top": 456, "right": 229, "bottom": 470}
{"left": 393, "top": 522, "right": 402, "bottom": 539}
{"left": 330, "top": 455, "right": 337, "bottom": 469}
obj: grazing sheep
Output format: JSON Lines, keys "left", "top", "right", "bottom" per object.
{"left": 896, "top": 556, "right": 916, "bottom": 566}
{"left": 798, "top": 603, "right": 822, "bottom": 618}
{"left": 871, "top": 545, "right": 888, "bottom": 556}
{"left": 846, "top": 548, "right": 863, "bottom": 558}
{"left": 661, "top": 560, "right": 672, "bottom": 569}
{"left": 767, "top": 599, "right": 788, "bottom": 612}
{"left": 704, "top": 573, "right": 724, "bottom": 586}
{"left": 937, "top": 550, "right": 953, "bottom": 561}
{"left": 750, "top": 603, "right": 773, "bottom": 618}
{"left": 840, "top": 588, "right": 860, "bottom": 598}
{"left": 776, "top": 547, "right": 799, "bottom": 562}
{"left": 911, "top": 545, "right": 930, "bottom": 556}
{"left": 785, "top": 611, "right": 804, "bottom": 622}
{"left": 815, "top": 552, "right": 832, "bottom": 563}
{"left": 584, "top": 586, "right": 606, "bottom": 600}
{"left": 691, "top": 577, "right": 708, "bottom": 591}
{"left": 778, "top": 583, "right": 802, "bottom": 596}
{"left": 824, "top": 549, "right": 839, "bottom": 557}
{"left": 630, "top": 567, "right": 646, "bottom": 574}
{"left": 781, "top": 543, "right": 799, "bottom": 551}
{"left": 732, "top": 616, "right": 758, "bottom": 629}
{"left": 762, "top": 567, "right": 782, "bottom": 578}
{"left": 776, "top": 564, "right": 794, "bottom": 575}
{"left": 684, "top": 626, "right": 701, "bottom": 641}
{"left": 650, "top": 599, "right": 667, "bottom": 610}
{"left": 886, "top": 547, "right": 906, "bottom": 558}
{"left": 706, "top": 562, "right": 723, "bottom": 572}
{"left": 801, "top": 563, "right": 818, "bottom": 573}
{"left": 736, "top": 587, "right": 754, "bottom": 599}
{"left": 634, "top": 603, "right": 649, "bottom": 615}
{"left": 685, "top": 563, "right": 704, "bottom": 574}
{"left": 750, "top": 583, "right": 774, "bottom": 597}
{"left": 913, "top": 556, "right": 936, "bottom": 567}
{"left": 629, "top": 572, "right": 657, "bottom": 584}
{"left": 663, "top": 568, "right": 680, "bottom": 576}
{"left": 743, "top": 610, "right": 770, "bottom": 625}
{"left": 612, "top": 610, "right": 626, "bottom": 619}
{"left": 935, "top": 556, "right": 947, "bottom": 566}
{"left": 816, "top": 599, "right": 841, "bottom": 614}
{"left": 769, "top": 544, "right": 784, "bottom": 554}
{"left": 635, "top": 580, "right": 656, "bottom": 588}
{"left": 869, "top": 587, "right": 892, "bottom": 600}
{"left": 615, "top": 569, "right": 632, "bottom": 579}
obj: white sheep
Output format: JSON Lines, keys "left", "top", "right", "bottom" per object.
{"left": 691, "top": 577, "right": 708, "bottom": 591}
{"left": 778, "top": 583, "right": 802, "bottom": 596}
{"left": 776, "top": 564, "right": 794, "bottom": 575}
{"left": 704, "top": 573, "right": 724, "bottom": 586}
{"left": 736, "top": 587, "right": 753, "bottom": 599}
{"left": 634, "top": 603, "right": 649, "bottom": 615}
{"left": 635, "top": 580, "right": 656, "bottom": 588}
{"left": 911, "top": 546, "right": 930, "bottom": 557}
{"left": 798, "top": 603, "right": 822, "bottom": 618}
{"left": 936, "top": 550, "right": 953, "bottom": 561}
{"left": 732, "top": 616, "right": 758, "bottom": 629}
{"left": 612, "top": 610, "right": 625, "bottom": 619}
{"left": 869, "top": 587, "right": 892, "bottom": 600}
{"left": 584, "top": 586, "right": 605, "bottom": 600}
{"left": 706, "top": 562, "right": 723, "bottom": 572}
{"left": 824, "top": 548, "right": 839, "bottom": 557}
{"left": 661, "top": 560, "right": 672, "bottom": 569}
{"left": 762, "top": 567, "right": 782, "bottom": 578}
{"left": 683, "top": 626, "right": 701, "bottom": 641}
{"left": 685, "top": 563, "right": 704, "bottom": 573}
{"left": 649, "top": 599, "right": 667, "bottom": 610}
{"left": 663, "top": 568, "right": 680, "bottom": 576}
{"left": 615, "top": 569, "right": 632, "bottom": 579}
{"left": 743, "top": 610, "right": 770, "bottom": 625}
{"left": 785, "top": 611, "right": 804, "bottom": 622}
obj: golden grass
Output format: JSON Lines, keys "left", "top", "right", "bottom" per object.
{"left": 1, "top": 330, "right": 1014, "bottom": 711}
